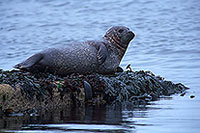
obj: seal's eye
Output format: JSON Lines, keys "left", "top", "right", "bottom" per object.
{"left": 118, "top": 29, "right": 124, "bottom": 33}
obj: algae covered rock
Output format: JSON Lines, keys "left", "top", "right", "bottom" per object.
{"left": 102, "top": 70, "right": 187, "bottom": 103}
{"left": 0, "top": 69, "right": 189, "bottom": 112}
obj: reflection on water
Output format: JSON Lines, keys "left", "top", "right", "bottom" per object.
{"left": 0, "top": 0, "right": 200, "bottom": 132}
{"left": 1, "top": 103, "right": 161, "bottom": 132}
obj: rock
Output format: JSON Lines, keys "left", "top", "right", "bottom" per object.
{"left": 190, "top": 95, "right": 195, "bottom": 99}
{"left": 0, "top": 107, "right": 3, "bottom": 117}
{"left": 0, "top": 69, "right": 189, "bottom": 112}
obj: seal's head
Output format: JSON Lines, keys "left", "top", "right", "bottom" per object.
{"left": 104, "top": 26, "right": 135, "bottom": 52}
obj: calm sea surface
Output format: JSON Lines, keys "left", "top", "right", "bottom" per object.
{"left": 0, "top": 0, "right": 200, "bottom": 132}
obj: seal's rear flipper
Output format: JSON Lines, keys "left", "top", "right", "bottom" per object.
{"left": 14, "top": 53, "right": 43, "bottom": 69}
{"left": 84, "top": 80, "right": 93, "bottom": 100}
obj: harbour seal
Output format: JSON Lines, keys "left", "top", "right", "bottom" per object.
{"left": 14, "top": 26, "right": 135, "bottom": 76}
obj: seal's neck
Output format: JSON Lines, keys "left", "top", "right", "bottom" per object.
{"left": 103, "top": 36, "right": 127, "bottom": 60}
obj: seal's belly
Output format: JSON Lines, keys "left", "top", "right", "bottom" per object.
{"left": 40, "top": 44, "right": 98, "bottom": 74}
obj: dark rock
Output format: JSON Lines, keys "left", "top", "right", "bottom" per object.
{"left": 190, "top": 95, "right": 195, "bottom": 99}
{"left": 0, "top": 107, "right": 4, "bottom": 117}
{"left": 180, "top": 92, "right": 186, "bottom": 96}
{"left": 0, "top": 68, "right": 189, "bottom": 112}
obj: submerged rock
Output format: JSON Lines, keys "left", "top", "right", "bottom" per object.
{"left": 0, "top": 68, "right": 189, "bottom": 114}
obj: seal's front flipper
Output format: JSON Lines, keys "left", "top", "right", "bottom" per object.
{"left": 14, "top": 53, "right": 43, "bottom": 69}
{"left": 115, "top": 66, "right": 124, "bottom": 72}
{"left": 96, "top": 43, "right": 108, "bottom": 65}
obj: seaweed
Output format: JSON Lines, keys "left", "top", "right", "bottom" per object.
{"left": 0, "top": 68, "right": 189, "bottom": 105}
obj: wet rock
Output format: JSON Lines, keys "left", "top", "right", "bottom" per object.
{"left": 0, "top": 68, "right": 189, "bottom": 112}
{"left": 101, "top": 71, "right": 188, "bottom": 104}
{"left": 0, "top": 107, "right": 3, "bottom": 117}
{"left": 190, "top": 95, "right": 195, "bottom": 99}
{"left": 180, "top": 92, "right": 186, "bottom": 96}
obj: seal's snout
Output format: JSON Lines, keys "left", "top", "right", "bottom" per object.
{"left": 121, "top": 30, "right": 135, "bottom": 46}
{"left": 127, "top": 31, "right": 135, "bottom": 40}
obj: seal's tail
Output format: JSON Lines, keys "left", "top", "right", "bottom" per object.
{"left": 14, "top": 53, "right": 43, "bottom": 69}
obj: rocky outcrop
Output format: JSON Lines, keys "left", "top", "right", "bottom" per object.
{"left": 0, "top": 68, "right": 188, "bottom": 115}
